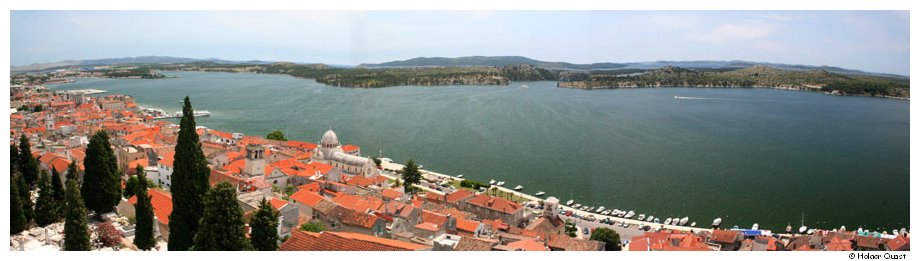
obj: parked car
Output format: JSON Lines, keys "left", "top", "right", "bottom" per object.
{"left": 582, "top": 227, "right": 589, "bottom": 235}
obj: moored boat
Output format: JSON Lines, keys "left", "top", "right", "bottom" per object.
{"left": 646, "top": 216, "right": 654, "bottom": 222}
{"left": 752, "top": 223, "right": 759, "bottom": 230}
{"left": 566, "top": 200, "right": 574, "bottom": 206}
{"left": 679, "top": 217, "right": 689, "bottom": 226}
{"left": 535, "top": 191, "right": 545, "bottom": 196}
{"left": 653, "top": 218, "right": 660, "bottom": 224}
{"left": 637, "top": 214, "right": 646, "bottom": 221}
{"left": 489, "top": 180, "right": 496, "bottom": 185}
{"left": 625, "top": 211, "right": 636, "bottom": 219}
{"left": 690, "top": 222, "right": 696, "bottom": 227}
{"left": 573, "top": 204, "right": 582, "bottom": 209}
{"left": 497, "top": 181, "right": 505, "bottom": 186}
{"left": 712, "top": 218, "right": 723, "bottom": 228}
{"left": 514, "top": 185, "right": 524, "bottom": 190}
{"left": 664, "top": 218, "right": 673, "bottom": 225}
{"left": 596, "top": 206, "right": 605, "bottom": 213}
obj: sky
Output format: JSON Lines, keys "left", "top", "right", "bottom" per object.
{"left": 10, "top": 10, "right": 911, "bottom": 75}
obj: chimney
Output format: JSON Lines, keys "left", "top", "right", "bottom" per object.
{"left": 488, "top": 198, "right": 495, "bottom": 206}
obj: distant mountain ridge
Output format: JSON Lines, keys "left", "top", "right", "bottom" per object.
{"left": 361, "top": 56, "right": 906, "bottom": 78}
{"left": 11, "top": 56, "right": 274, "bottom": 72}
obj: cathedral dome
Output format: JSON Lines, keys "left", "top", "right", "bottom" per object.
{"left": 321, "top": 129, "right": 340, "bottom": 148}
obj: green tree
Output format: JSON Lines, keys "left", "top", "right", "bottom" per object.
{"left": 124, "top": 175, "right": 139, "bottom": 198}
{"left": 10, "top": 173, "right": 28, "bottom": 234}
{"left": 50, "top": 167, "right": 66, "bottom": 219}
{"left": 265, "top": 130, "right": 287, "bottom": 141}
{"left": 299, "top": 221, "right": 325, "bottom": 232}
{"left": 64, "top": 175, "right": 91, "bottom": 251}
{"left": 18, "top": 134, "right": 40, "bottom": 187}
{"left": 35, "top": 170, "right": 62, "bottom": 226}
{"left": 191, "top": 182, "right": 252, "bottom": 251}
{"left": 250, "top": 199, "right": 280, "bottom": 251}
{"left": 15, "top": 168, "right": 33, "bottom": 223}
{"left": 372, "top": 157, "right": 382, "bottom": 167}
{"left": 589, "top": 227, "right": 622, "bottom": 251}
{"left": 10, "top": 144, "right": 19, "bottom": 175}
{"left": 401, "top": 159, "right": 422, "bottom": 194}
{"left": 133, "top": 165, "right": 156, "bottom": 251}
{"left": 66, "top": 161, "right": 80, "bottom": 185}
{"left": 169, "top": 96, "right": 212, "bottom": 251}
{"left": 82, "top": 130, "right": 122, "bottom": 217}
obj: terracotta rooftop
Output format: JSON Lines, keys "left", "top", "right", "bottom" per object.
{"left": 127, "top": 189, "right": 173, "bottom": 224}
{"left": 279, "top": 230, "right": 429, "bottom": 251}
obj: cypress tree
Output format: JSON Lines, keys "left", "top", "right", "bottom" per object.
{"left": 10, "top": 144, "right": 19, "bottom": 174}
{"left": 168, "top": 96, "right": 211, "bottom": 251}
{"left": 64, "top": 176, "right": 91, "bottom": 251}
{"left": 191, "top": 182, "right": 252, "bottom": 251}
{"left": 250, "top": 199, "right": 280, "bottom": 251}
{"left": 18, "top": 134, "right": 40, "bottom": 188}
{"left": 11, "top": 173, "right": 28, "bottom": 234}
{"left": 66, "top": 159, "right": 79, "bottom": 182}
{"left": 15, "top": 168, "right": 33, "bottom": 223}
{"left": 50, "top": 167, "right": 66, "bottom": 219}
{"left": 124, "top": 175, "right": 139, "bottom": 199}
{"left": 133, "top": 165, "right": 156, "bottom": 251}
{"left": 81, "top": 130, "right": 122, "bottom": 217}
{"left": 402, "top": 159, "right": 422, "bottom": 194}
{"left": 35, "top": 170, "right": 61, "bottom": 226}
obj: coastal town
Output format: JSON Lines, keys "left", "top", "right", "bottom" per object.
{"left": 8, "top": 82, "right": 911, "bottom": 252}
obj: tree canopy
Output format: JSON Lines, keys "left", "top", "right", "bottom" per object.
{"left": 401, "top": 159, "right": 422, "bottom": 194}
{"left": 168, "top": 96, "right": 212, "bottom": 251}
{"left": 133, "top": 165, "right": 156, "bottom": 251}
{"left": 265, "top": 130, "right": 287, "bottom": 141}
{"left": 589, "top": 227, "right": 622, "bottom": 251}
{"left": 82, "top": 130, "right": 122, "bottom": 217}
{"left": 64, "top": 175, "right": 91, "bottom": 251}
{"left": 250, "top": 199, "right": 280, "bottom": 251}
{"left": 191, "top": 182, "right": 252, "bottom": 251}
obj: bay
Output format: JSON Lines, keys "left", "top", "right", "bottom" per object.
{"left": 51, "top": 71, "right": 910, "bottom": 232}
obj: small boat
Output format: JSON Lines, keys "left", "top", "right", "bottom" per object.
{"left": 602, "top": 210, "right": 611, "bottom": 215}
{"left": 646, "top": 216, "right": 654, "bottom": 222}
{"left": 596, "top": 206, "right": 606, "bottom": 213}
{"left": 679, "top": 217, "right": 690, "bottom": 226}
{"left": 514, "top": 185, "right": 524, "bottom": 190}
{"left": 534, "top": 191, "right": 545, "bottom": 196}
{"left": 752, "top": 223, "right": 759, "bottom": 230}
{"left": 653, "top": 218, "right": 661, "bottom": 224}
{"left": 489, "top": 180, "right": 496, "bottom": 185}
{"left": 799, "top": 226, "right": 808, "bottom": 234}
{"left": 580, "top": 206, "right": 589, "bottom": 211}
{"left": 625, "top": 211, "right": 636, "bottom": 219}
{"left": 712, "top": 218, "right": 723, "bottom": 228}
{"left": 690, "top": 222, "right": 697, "bottom": 227}
{"left": 566, "top": 200, "right": 575, "bottom": 206}
{"left": 496, "top": 181, "right": 505, "bottom": 186}
{"left": 664, "top": 218, "right": 673, "bottom": 225}
{"left": 806, "top": 229, "right": 815, "bottom": 235}
{"left": 618, "top": 211, "right": 626, "bottom": 218}
{"left": 573, "top": 204, "right": 582, "bottom": 209}
{"left": 456, "top": 175, "right": 463, "bottom": 178}
{"left": 786, "top": 224, "right": 793, "bottom": 233}
{"left": 637, "top": 214, "right": 646, "bottom": 221}
{"left": 671, "top": 218, "right": 680, "bottom": 225}
{"left": 587, "top": 207, "right": 595, "bottom": 212}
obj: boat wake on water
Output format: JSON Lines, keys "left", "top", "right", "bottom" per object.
{"left": 674, "top": 96, "right": 744, "bottom": 101}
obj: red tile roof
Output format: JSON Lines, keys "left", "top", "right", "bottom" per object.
{"left": 826, "top": 236, "right": 854, "bottom": 251}
{"left": 127, "top": 189, "right": 173, "bottom": 224}
{"left": 286, "top": 140, "right": 317, "bottom": 150}
{"left": 279, "top": 230, "right": 428, "bottom": 251}
{"left": 333, "top": 193, "right": 383, "bottom": 213}
{"left": 341, "top": 144, "right": 359, "bottom": 152}
{"left": 269, "top": 198, "right": 290, "bottom": 210}
{"left": 414, "top": 222, "right": 441, "bottom": 232}
{"left": 506, "top": 239, "right": 548, "bottom": 251}
{"left": 465, "top": 194, "right": 522, "bottom": 215}
{"left": 710, "top": 229, "right": 741, "bottom": 244}
{"left": 456, "top": 218, "right": 481, "bottom": 233}
{"left": 445, "top": 190, "right": 473, "bottom": 204}
{"left": 886, "top": 235, "right": 909, "bottom": 251}
{"left": 289, "top": 189, "right": 325, "bottom": 208}
{"left": 381, "top": 188, "right": 403, "bottom": 200}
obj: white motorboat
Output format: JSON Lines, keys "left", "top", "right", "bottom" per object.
{"left": 596, "top": 206, "right": 606, "bottom": 213}
{"left": 671, "top": 218, "right": 680, "bottom": 225}
{"left": 566, "top": 200, "right": 575, "bottom": 206}
{"left": 646, "top": 216, "right": 654, "bottom": 222}
{"left": 587, "top": 207, "right": 595, "bottom": 212}
{"left": 496, "top": 181, "right": 505, "bottom": 186}
{"left": 712, "top": 218, "right": 723, "bottom": 228}
{"left": 573, "top": 204, "right": 582, "bottom": 209}
{"left": 799, "top": 226, "right": 808, "bottom": 234}
{"left": 456, "top": 175, "right": 463, "bottom": 178}
{"left": 489, "top": 180, "right": 496, "bottom": 185}
{"left": 534, "top": 191, "right": 545, "bottom": 196}
{"left": 624, "top": 211, "right": 635, "bottom": 219}
{"left": 580, "top": 206, "right": 589, "bottom": 211}
{"left": 514, "top": 185, "right": 524, "bottom": 190}
{"left": 752, "top": 223, "right": 759, "bottom": 230}
{"left": 690, "top": 222, "right": 696, "bottom": 227}
{"left": 679, "top": 217, "right": 690, "bottom": 226}
{"left": 664, "top": 218, "right": 673, "bottom": 225}
{"left": 637, "top": 214, "right": 646, "bottom": 221}
{"left": 602, "top": 210, "right": 611, "bottom": 215}
{"left": 653, "top": 218, "right": 660, "bottom": 223}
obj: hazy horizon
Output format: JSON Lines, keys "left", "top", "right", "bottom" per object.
{"left": 11, "top": 11, "right": 910, "bottom": 75}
